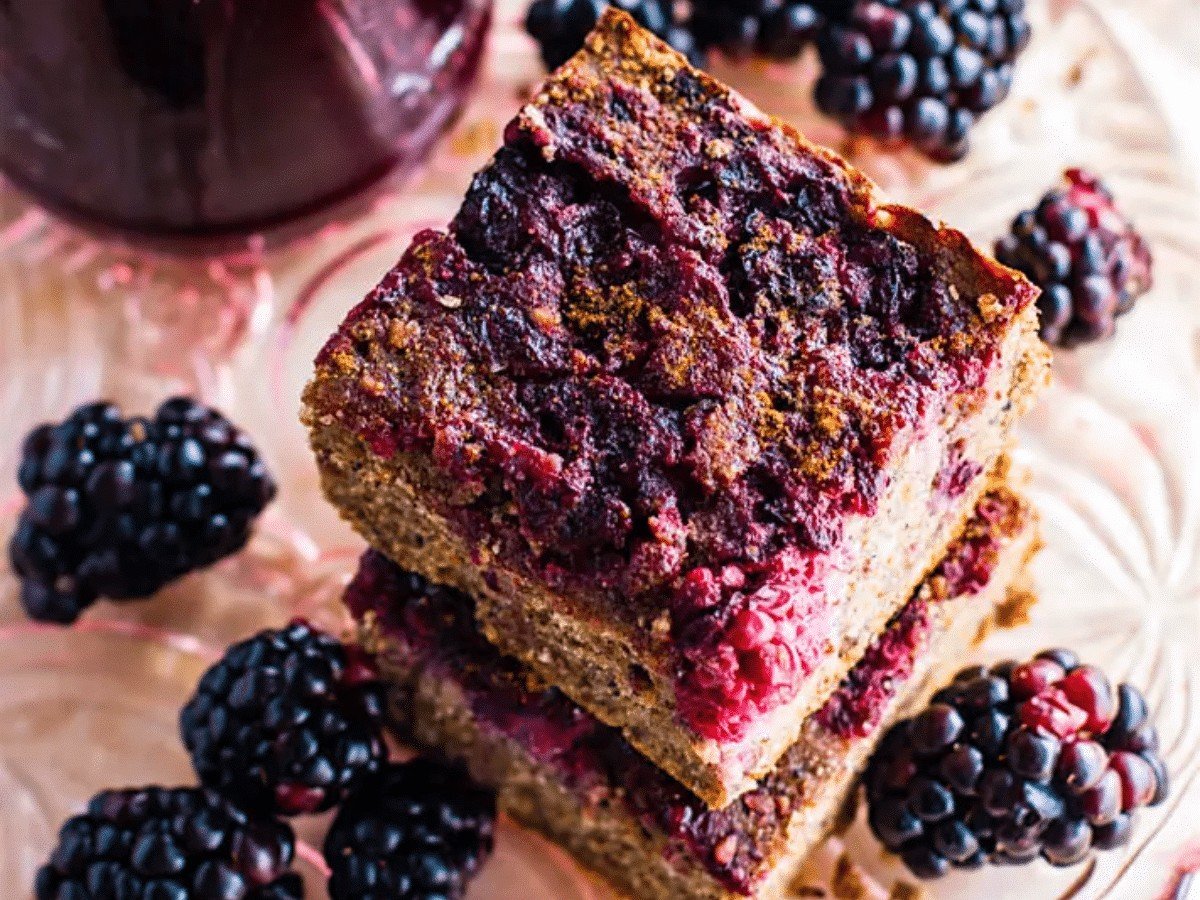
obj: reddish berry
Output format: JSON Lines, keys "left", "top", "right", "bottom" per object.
{"left": 1019, "top": 688, "right": 1088, "bottom": 739}
{"left": 866, "top": 649, "right": 1169, "bottom": 878}
{"left": 1109, "top": 751, "right": 1157, "bottom": 811}
{"left": 1080, "top": 769, "right": 1122, "bottom": 826}
{"left": 1009, "top": 658, "right": 1065, "bottom": 700}
{"left": 1058, "top": 665, "right": 1116, "bottom": 733}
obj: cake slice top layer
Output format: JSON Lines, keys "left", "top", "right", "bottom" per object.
{"left": 308, "top": 10, "right": 1036, "bottom": 600}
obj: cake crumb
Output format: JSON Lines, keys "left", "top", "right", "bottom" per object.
{"left": 889, "top": 880, "right": 926, "bottom": 900}
{"left": 977, "top": 292, "right": 1003, "bottom": 322}
{"left": 831, "top": 852, "right": 867, "bottom": 899}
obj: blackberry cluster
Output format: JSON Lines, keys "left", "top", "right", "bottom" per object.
{"left": 324, "top": 759, "right": 497, "bottom": 900}
{"left": 525, "top": 0, "right": 703, "bottom": 70}
{"left": 35, "top": 786, "right": 302, "bottom": 900}
{"left": 180, "top": 620, "right": 387, "bottom": 817}
{"left": 995, "top": 168, "right": 1154, "bottom": 347}
{"left": 865, "top": 649, "right": 1168, "bottom": 877}
{"left": 9, "top": 397, "right": 276, "bottom": 624}
{"left": 690, "top": 0, "right": 826, "bottom": 61}
{"left": 814, "top": 0, "right": 1032, "bottom": 161}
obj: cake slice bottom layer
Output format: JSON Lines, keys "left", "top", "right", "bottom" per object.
{"left": 347, "top": 486, "right": 1038, "bottom": 899}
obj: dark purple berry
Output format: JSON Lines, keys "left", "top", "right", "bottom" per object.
{"left": 691, "top": 0, "right": 825, "bottom": 61}
{"left": 960, "top": 673, "right": 1009, "bottom": 709}
{"left": 910, "top": 703, "right": 964, "bottom": 754}
{"left": 1042, "top": 817, "right": 1092, "bottom": 866}
{"left": 1007, "top": 728, "right": 1060, "bottom": 781}
{"left": 910, "top": 776, "right": 956, "bottom": 822}
{"left": 324, "top": 759, "right": 496, "bottom": 900}
{"left": 1036, "top": 648, "right": 1081, "bottom": 671}
{"left": 10, "top": 397, "right": 276, "bottom": 623}
{"left": 526, "top": 0, "right": 704, "bottom": 71}
{"left": 1142, "top": 752, "right": 1169, "bottom": 806}
{"left": 933, "top": 819, "right": 980, "bottom": 863}
{"left": 813, "top": 0, "right": 1030, "bottom": 161}
{"left": 969, "top": 708, "right": 1009, "bottom": 758}
{"left": 1108, "top": 683, "right": 1149, "bottom": 743}
{"left": 901, "top": 844, "right": 950, "bottom": 879}
{"left": 865, "top": 649, "right": 1169, "bottom": 878}
{"left": 940, "top": 744, "right": 985, "bottom": 795}
{"left": 181, "top": 620, "right": 386, "bottom": 817}
{"left": 1092, "top": 813, "right": 1134, "bottom": 850}
{"left": 996, "top": 168, "right": 1153, "bottom": 347}
{"left": 34, "top": 786, "right": 300, "bottom": 900}
{"left": 869, "top": 794, "right": 924, "bottom": 849}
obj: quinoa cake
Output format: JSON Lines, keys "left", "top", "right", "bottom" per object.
{"left": 348, "top": 487, "right": 1039, "bottom": 899}
{"left": 304, "top": 10, "right": 1048, "bottom": 806}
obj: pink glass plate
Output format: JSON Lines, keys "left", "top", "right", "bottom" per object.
{"left": 2, "top": 0, "right": 1199, "bottom": 898}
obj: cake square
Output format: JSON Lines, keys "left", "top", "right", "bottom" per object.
{"left": 348, "top": 487, "right": 1038, "bottom": 899}
{"left": 304, "top": 10, "right": 1047, "bottom": 806}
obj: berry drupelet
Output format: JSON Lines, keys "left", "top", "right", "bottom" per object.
{"left": 9, "top": 397, "right": 276, "bottom": 624}
{"left": 814, "top": 0, "right": 1032, "bottom": 162}
{"left": 525, "top": 0, "right": 703, "bottom": 71}
{"left": 324, "top": 759, "right": 497, "bottom": 900}
{"left": 180, "top": 620, "right": 387, "bottom": 817}
{"left": 35, "top": 786, "right": 302, "bottom": 900}
{"left": 995, "top": 168, "right": 1154, "bottom": 347}
{"left": 865, "top": 649, "right": 1168, "bottom": 877}
{"left": 690, "top": 0, "right": 826, "bottom": 61}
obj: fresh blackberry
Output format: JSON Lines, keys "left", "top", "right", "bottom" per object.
{"left": 324, "top": 759, "right": 497, "bottom": 900}
{"left": 35, "top": 786, "right": 301, "bottom": 899}
{"left": 865, "top": 650, "right": 1168, "bottom": 877}
{"left": 525, "top": 0, "right": 704, "bottom": 71}
{"left": 814, "top": 0, "right": 1032, "bottom": 162}
{"left": 690, "top": 0, "right": 826, "bottom": 61}
{"left": 9, "top": 397, "right": 276, "bottom": 624}
{"left": 180, "top": 620, "right": 386, "bottom": 816}
{"left": 995, "top": 168, "right": 1154, "bottom": 347}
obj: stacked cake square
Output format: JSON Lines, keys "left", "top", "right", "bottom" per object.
{"left": 303, "top": 11, "right": 1048, "bottom": 897}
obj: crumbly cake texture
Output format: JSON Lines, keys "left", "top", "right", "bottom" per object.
{"left": 348, "top": 487, "right": 1038, "bottom": 899}
{"left": 304, "top": 10, "right": 1048, "bottom": 806}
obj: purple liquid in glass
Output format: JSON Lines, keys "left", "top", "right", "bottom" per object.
{"left": 0, "top": 0, "right": 491, "bottom": 250}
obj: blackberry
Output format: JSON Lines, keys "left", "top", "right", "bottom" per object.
{"left": 814, "top": 0, "right": 1032, "bottom": 162}
{"left": 525, "top": 0, "right": 704, "bottom": 71}
{"left": 865, "top": 650, "right": 1169, "bottom": 877}
{"left": 35, "top": 786, "right": 301, "bottom": 899}
{"left": 690, "top": 0, "right": 825, "bottom": 61}
{"left": 180, "top": 620, "right": 386, "bottom": 816}
{"left": 995, "top": 168, "right": 1154, "bottom": 347}
{"left": 9, "top": 397, "right": 276, "bottom": 624}
{"left": 324, "top": 759, "right": 496, "bottom": 900}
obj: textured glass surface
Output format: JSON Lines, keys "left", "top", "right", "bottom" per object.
{"left": 1, "top": 0, "right": 1198, "bottom": 896}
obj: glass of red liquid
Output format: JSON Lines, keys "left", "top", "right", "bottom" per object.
{"left": 0, "top": 0, "right": 491, "bottom": 252}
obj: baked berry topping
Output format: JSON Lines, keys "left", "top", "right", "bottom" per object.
{"left": 995, "top": 168, "right": 1154, "bottom": 347}
{"left": 323, "top": 759, "right": 496, "bottom": 900}
{"left": 180, "top": 620, "right": 386, "bottom": 817}
{"left": 690, "top": 0, "right": 825, "bottom": 60}
{"left": 526, "top": 0, "right": 703, "bottom": 70}
{"left": 35, "top": 786, "right": 301, "bottom": 900}
{"left": 814, "top": 0, "right": 1032, "bottom": 162}
{"left": 9, "top": 397, "right": 276, "bottom": 624}
{"left": 866, "top": 650, "right": 1169, "bottom": 877}
{"left": 671, "top": 548, "right": 831, "bottom": 741}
